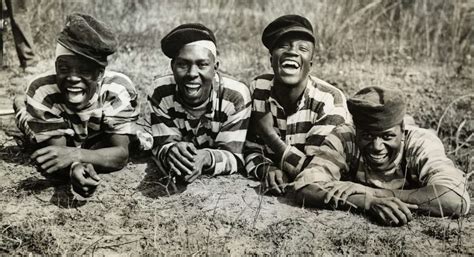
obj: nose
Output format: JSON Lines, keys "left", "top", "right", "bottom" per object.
{"left": 66, "top": 75, "right": 81, "bottom": 84}
{"left": 187, "top": 64, "right": 199, "bottom": 78}
{"left": 371, "top": 137, "right": 384, "bottom": 152}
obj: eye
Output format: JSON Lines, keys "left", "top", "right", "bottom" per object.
{"left": 382, "top": 134, "right": 396, "bottom": 140}
{"left": 361, "top": 133, "right": 374, "bottom": 141}
{"left": 197, "top": 62, "right": 210, "bottom": 69}
{"left": 57, "top": 65, "right": 70, "bottom": 73}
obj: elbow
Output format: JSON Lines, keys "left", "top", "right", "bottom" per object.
{"left": 108, "top": 147, "right": 129, "bottom": 171}
{"left": 435, "top": 191, "right": 470, "bottom": 217}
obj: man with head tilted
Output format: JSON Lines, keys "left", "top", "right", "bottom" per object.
{"left": 147, "top": 23, "right": 251, "bottom": 184}
{"left": 14, "top": 13, "right": 140, "bottom": 197}
{"left": 294, "top": 86, "right": 470, "bottom": 225}
{"left": 244, "top": 15, "right": 350, "bottom": 194}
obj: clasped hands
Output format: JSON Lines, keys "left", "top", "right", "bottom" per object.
{"left": 32, "top": 146, "right": 100, "bottom": 197}
{"left": 165, "top": 142, "right": 212, "bottom": 183}
{"left": 321, "top": 181, "right": 418, "bottom": 226}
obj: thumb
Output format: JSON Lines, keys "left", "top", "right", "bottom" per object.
{"left": 85, "top": 164, "right": 101, "bottom": 182}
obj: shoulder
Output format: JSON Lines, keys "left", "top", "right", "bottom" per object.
{"left": 249, "top": 73, "right": 273, "bottom": 99}
{"left": 26, "top": 70, "right": 58, "bottom": 97}
{"left": 308, "top": 75, "right": 347, "bottom": 104}
{"left": 101, "top": 70, "right": 137, "bottom": 97}
{"left": 220, "top": 74, "right": 251, "bottom": 105}
{"left": 404, "top": 125, "right": 443, "bottom": 150}
{"left": 148, "top": 74, "right": 176, "bottom": 107}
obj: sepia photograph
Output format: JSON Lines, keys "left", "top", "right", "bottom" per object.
{"left": 0, "top": 0, "right": 472, "bottom": 254}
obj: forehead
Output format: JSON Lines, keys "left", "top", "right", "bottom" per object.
{"left": 357, "top": 125, "right": 402, "bottom": 136}
{"left": 56, "top": 55, "right": 99, "bottom": 68}
{"left": 175, "top": 45, "right": 214, "bottom": 61}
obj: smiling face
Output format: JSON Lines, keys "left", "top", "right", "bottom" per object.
{"left": 270, "top": 33, "right": 314, "bottom": 87}
{"left": 171, "top": 44, "right": 218, "bottom": 107}
{"left": 55, "top": 55, "right": 103, "bottom": 110}
{"left": 356, "top": 124, "right": 404, "bottom": 171}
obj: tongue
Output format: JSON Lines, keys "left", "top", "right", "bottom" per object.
{"left": 67, "top": 91, "right": 86, "bottom": 104}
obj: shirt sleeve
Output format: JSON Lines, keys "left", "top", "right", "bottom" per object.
{"left": 207, "top": 84, "right": 252, "bottom": 176}
{"left": 101, "top": 75, "right": 139, "bottom": 135}
{"left": 280, "top": 83, "right": 351, "bottom": 178}
{"left": 406, "top": 128, "right": 471, "bottom": 211}
{"left": 19, "top": 78, "right": 72, "bottom": 143}
{"left": 292, "top": 126, "right": 352, "bottom": 191}
{"left": 146, "top": 93, "right": 182, "bottom": 170}
{"left": 244, "top": 79, "right": 274, "bottom": 177}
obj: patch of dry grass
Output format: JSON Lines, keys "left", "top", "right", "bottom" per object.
{"left": 0, "top": 0, "right": 472, "bottom": 255}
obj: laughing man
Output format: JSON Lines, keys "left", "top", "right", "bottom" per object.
{"left": 245, "top": 15, "right": 351, "bottom": 194}
{"left": 294, "top": 86, "right": 470, "bottom": 225}
{"left": 146, "top": 23, "right": 251, "bottom": 184}
{"left": 14, "top": 13, "right": 140, "bottom": 197}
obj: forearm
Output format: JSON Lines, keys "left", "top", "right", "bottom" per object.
{"left": 297, "top": 184, "right": 368, "bottom": 210}
{"left": 78, "top": 146, "right": 129, "bottom": 172}
{"left": 260, "top": 130, "right": 286, "bottom": 161}
{"left": 205, "top": 148, "right": 241, "bottom": 175}
{"left": 373, "top": 185, "right": 468, "bottom": 216}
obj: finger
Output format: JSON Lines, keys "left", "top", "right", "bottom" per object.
{"left": 387, "top": 202, "right": 409, "bottom": 225}
{"left": 379, "top": 205, "right": 400, "bottom": 225}
{"left": 41, "top": 159, "right": 58, "bottom": 173}
{"left": 340, "top": 187, "right": 353, "bottom": 205}
{"left": 85, "top": 164, "right": 100, "bottom": 181}
{"left": 324, "top": 187, "right": 338, "bottom": 204}
{"left": 333, "top": 185, "right": 349, "bottom": 204}
{"left": 186, "top": 144, "right": 197, "bottom": 155}
{"left": 169, "top": 162, "right": 181, "bottom": 176}
{"left": 373, "top": 206, "right": 389, "bottom": 225}
{"left": 267, "top": 173, "right": 282, "bottom": 195}
{"left": 35, "top": 151, "right": 56, "bottom": 165}
{"left": 169, "top": 155, "right": 193, "bottom": 175}
{"left": 31, "top": 147, "right": 51, "bottom": 159}
{"left": 170, "top": 150, "right": 194, "bottom": 170}
{"left": 185, "top": 170, "right": 200, "bottom": 183}
{"left": 176, "top": 145, "right": 195, "bottom": 162}
{"left": 395, "top": 200, "right": 415, "bottom": 222}
{"left": 274, "top": 172, "right": 285, "bottom": 193}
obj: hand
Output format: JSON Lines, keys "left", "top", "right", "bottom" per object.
{"left": 367, "top": 196, "right": 418, "bottom": 226}
{"left": 31, "top": 146, "right": 80, "bottom": 174}
{"left": 166, "top": 142, "right": 197, "bottom": 177}
{"left": 183, "top": 149, "right": 212, "bottom": 183}
{"left": 323, "top": 181, "right": 375, "bottom": 208}
{"left": 254, "top": 112, "right": 276, "bottom": 140}
{"left": 258, "top": 164, "right": 288, "bottom": 195}
{"left": 70, "top": 163, "right": 101, "bottom": 198}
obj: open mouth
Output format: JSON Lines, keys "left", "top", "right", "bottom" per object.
{"left": 280, "top": 60, "right": 300, "bottom": 75}
{"left": 367, "top": 152, "right": 389, "bottom": 164}
{"left": 65, "top": 87, "right": 86, "bottom": 104}
{"left": 184, "top": 83, "right": 201, "bottom": 96}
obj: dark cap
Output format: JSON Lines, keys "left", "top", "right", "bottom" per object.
{"left": 161, "top": 23, "right": 216, "bottom": 59}
{"left": 57, "top": 13, "right": 117, "bottom": 67}
{"left": 262, "top": 14, "right": 315, "bottom": 51}
{"left": 347, "top": 86, "right": 406, "bottom": 131}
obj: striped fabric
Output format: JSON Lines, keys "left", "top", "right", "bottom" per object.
{"left": 244, "top": 74, "right": 351, "bottom": 178}
{"left": 146, "top": 73, "right": 251, "bottom": 176}
{"left": 16, "top": 69, "right": 139, "bottom": 146}
{"left": 293, "top": 124, "right": 471, "bottom": 209}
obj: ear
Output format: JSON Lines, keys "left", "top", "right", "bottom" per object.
{"left": 214, "top": 59, "right": 220, "bottom": 71}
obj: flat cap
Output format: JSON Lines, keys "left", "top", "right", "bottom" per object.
{"left": 347, "top": 86, "right": 406, "bottom": 131}
{"left": 57, "top": 13, "right": 117, "bottom": 66}
{"left": 161, "top": 23, "right": 216, "bottom": 59}
{"left": 262, "top": 14, "right": 315, "bottom": 51}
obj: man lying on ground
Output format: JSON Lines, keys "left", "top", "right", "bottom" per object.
{"left": 146, "top": 23, "right": 251, "bottom": 184}
{"left": 245, "top": 15, "right": 350, "bottom": 195}
{"left": 14, "top": 13, "right": 141, "bottom": 197}
{"left": 294, "top": 86, "right": 470, "bottom": 225}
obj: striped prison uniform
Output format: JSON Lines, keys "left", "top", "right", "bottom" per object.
{"left": 293, "top": 124, "right": 471, "bottom": 212}
{"left": 146, "top": 73, "right": 251, "bottom": 176}
{"left": 15, "top": 70, "right": 139, "bottom": 147}
{"left": 244, "top": 74, "right": 351, "bottom": 178}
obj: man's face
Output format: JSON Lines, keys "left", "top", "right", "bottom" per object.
{"left": 55, "top": 55, "right": 103, "bottom": 110}
{"left": 171, "top": 44, "right": 218, "bottom": 107}
{"left": 356, "top": 124, "right": 404, "bottom": 171}
{"left": 270, "top": 33, "right": 314, "bottom": 87}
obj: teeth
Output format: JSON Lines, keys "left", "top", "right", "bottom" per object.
{"left": 67, "top": 88, "right": 84, "bottom": 92}
{"left": 282, "top": 60, "right": 300, "bottom": 68}
{"left": 185, "top": 84, "right": 200, "bottom": 89}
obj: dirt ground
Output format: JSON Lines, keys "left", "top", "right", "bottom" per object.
{"left": 0, "top": 60, "right": 473, "bottom": 255}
